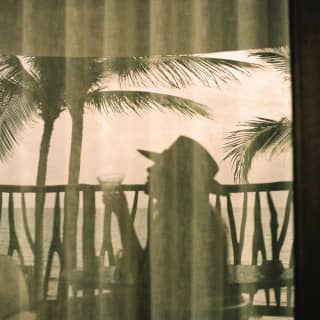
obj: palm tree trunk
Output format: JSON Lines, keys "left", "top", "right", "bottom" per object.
{"left": 67, "top": 108, "right": 84, "bottom": 185}
{"left": 59, "top": 106, "right": 84, "bottom": 317}
{"left": 64, "top": 105, "right": 84, "bottom": 277}
{"left": 34, "top": 120, "right": 55, "bottom": 305}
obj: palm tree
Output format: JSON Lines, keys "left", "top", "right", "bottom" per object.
{"left": 0, "top": 55, "right": 257, "bottom": 183}
{"left": 0, "top": 56, "right": 69, "bottom": 304}
{"left": 224, "top": 117, "right": 292, "bottom": 183}
{"left": 0, "top": 54, "right": 258, "bottom": 303}
{"left": 224, "top": 47, "right": 292, "bottom": 183}
{"left": 0, "top": 56, "right": 66, "bottom": 180}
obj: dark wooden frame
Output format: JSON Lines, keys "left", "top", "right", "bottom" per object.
{"left": 290, "top": 0, "right": 320, "bottom": 319}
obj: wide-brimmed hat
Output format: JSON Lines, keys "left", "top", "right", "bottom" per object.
{"left": 138, "top": 136, "right": 219, "bottom": 178}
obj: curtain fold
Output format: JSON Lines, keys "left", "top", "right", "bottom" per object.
{"left": 0, "top": 0, "right": 288, "bottom": 57}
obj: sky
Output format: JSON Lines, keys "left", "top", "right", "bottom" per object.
{"left": 0, "top": 50, "right": 293, "bottom": 187}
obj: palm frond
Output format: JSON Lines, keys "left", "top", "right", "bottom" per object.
{"left": 0, "top": 56, "right": 42, "bottom": 109}
{"left": 85, "top": 90, "right": 211, "bottom": 118}
{"left": 0, "top": 87, "right": 38, "bottom": 160}
{"left": 0, "top": 55, "right": 38, "bottom": 85}
{"left": 250, "top": 47, "right": 290, "bottom": 80}
{"left": 26, "top": 57, "right": 68, "bottom": 112}
{"left": 224, "top": 117, "right": 292, "bottom": 183}
{"left": 0, "top": 56, "right": 41, "bottom": 160}
{"left": 0, "top": 55, "right": 24, "bottom": 80}
{"left": 31, "top": 57, "right": 106, "bottom": 100}
{"left": 103, "top": 56, "right": 260, "bottom": 88}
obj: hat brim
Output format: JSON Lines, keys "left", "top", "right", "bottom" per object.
{"left": 137, "top": 149, "right": 161, "bottom": 161}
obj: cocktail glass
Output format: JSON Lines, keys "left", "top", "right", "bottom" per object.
{"left": 97, "top": 173, "right": 124, "bottom": 195}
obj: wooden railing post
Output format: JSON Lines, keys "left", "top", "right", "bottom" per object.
{"left": 252, "top": 192, "right": 267, "bottom": 265}
{"left": 44, "top": 192, "right": 63, "bottom": 300}
{"left": 8, "top": 192, "right": 24, "bottom": 264}
{"left": 82, "top": 186, "right": 96, "bottom": 291}
{"left": 238, "top": 192, "right": 248, "bottom": 264}
{"left": 266, "top": 191, "right": 280, "bottom": 260}
{"left": 21, "top": 193, "right": 35, "bottom": 254}
{"left": 34, "top": 188, "right": 45, "bottom": 305}
{"left": 227, "top": 194, "right": 240, "bottom": 264}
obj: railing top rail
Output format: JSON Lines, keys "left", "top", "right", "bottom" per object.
{"left": 211, "top": 181, "right": 293, "bottom": 195}
{"left": 0, "top": 184, "right": 146, "bottom": 193}
{"left": 0, "top": 181, "right": 293, "bottom": 194}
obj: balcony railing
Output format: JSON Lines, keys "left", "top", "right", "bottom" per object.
{"left": 0, "top": 181, "right": 294, "bottom": 318}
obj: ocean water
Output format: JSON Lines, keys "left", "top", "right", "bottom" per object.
{"left": 0, "top": 206, "right": 294, "bottom": 304}
{"left": 0, "top": 208, "right": 149, "bottom": 271}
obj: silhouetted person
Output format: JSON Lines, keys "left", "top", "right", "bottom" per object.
{"left": 105, "top": 136, "right": 242, "bottom": 320}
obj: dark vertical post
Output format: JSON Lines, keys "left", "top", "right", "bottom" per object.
{"left": 252, "top": 192, "right": 266, "bottom": 265}
{"left": 82, "top": 186, "right": 97, "bottom": 296}
{"left": 44, "top": 192, "right": 62, "bottom": 299}
{"left": 266, "top": 192, "right": 279, "bottom": 260}
{"left": 8, "top": 192, "right": 24, "bottom": 264}
{"left": 290, "top": 1, "right": 320, "bottom": 318}
{"left": 226, "top": 194, "right": 239, "bottom": 264}
{"left": 34, "top": 189, "right": 45, "bottom": 304}
{"left": 238, "top": 192, "right": 248, "bottom": 264}
{"left": 0, "top": 192, "right": 2, "bottom": 223}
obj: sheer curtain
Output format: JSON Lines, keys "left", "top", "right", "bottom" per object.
{"left": 0, "top": 0, "right": 288, "bottom": 56}
{"left": 0, "top": 1, "right": 290, "bottom": 320}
